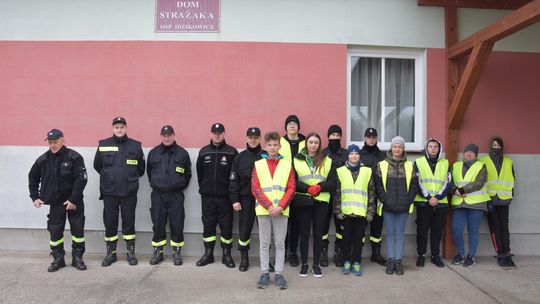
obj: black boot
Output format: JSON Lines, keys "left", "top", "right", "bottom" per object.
{"left": 149, "top": 246, "right": 164, "bottom": 265}
{"left": 239, "top": 250, "right": 249, "bottom": 272}
{"left": 196, "top": 247, "right": 214, "bottom": 266}
{"left": 173, "top": 247, "right": 183, "bottom": 266}
{"left": 395, "top": 259, "right": 404, "bottom": 275}
{"left": 371, "top": 244, "right": 387, "bottom": 266}
{"left": 385, "top": 258, "right": 395, "bottom": 275}
{"left": 126, "top": 240, "right": 138, "bottom": 266}
{"left": 101, "top": 241, "right": 117, "bottom": 267}
{"left": 288, "top": 252, "right": 299, "bottom": 267}
{"left": 334, "top": 246, "right": 344, "bottom": 267}
{"left": 71, "top": 247, "right": 87, "bottom": 271}
{"left": 48, "top": 248, "right": 66, "bottom": 272}
{"left": 320, "top": 243, "right": 329, "bottom": 267}
{"left": 222, "top": 248, "right": 235, "bottom": 268}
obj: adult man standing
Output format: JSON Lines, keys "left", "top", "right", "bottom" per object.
{"left": 321, "top": 124, "right": 348, "bottom": 267}
{"left": 94, "top": 117, "right": 145, "bottom": 267}
{"left": 359, "top": 127, "right": 387, "bottom": 266}
{"left": 196, "top": 123, "right": 238, "bottom": 268}
{"left": 29, "top": 129, "right": 88, "bottom": 272}
{"left": 229, "top": 127, "right": 263, "bottom": 271}
{"left": 147, "top": 125, "right": 192, "bottom": 266}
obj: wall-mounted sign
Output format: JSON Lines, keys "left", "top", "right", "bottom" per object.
{"left": 155, "top": 0, "right": 220, "bottom": 33}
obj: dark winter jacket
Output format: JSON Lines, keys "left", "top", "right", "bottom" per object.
{"left": 375, "top": 152, "right": 419, "bottom": 213}
{"left": 29, "top": 146, "right": 87, "bottom": 205}
{"left": 147, "top": 142, "right": 192, "bottom": 192}
{"left": 229, "top": 144, "right": 263, "bottom": 203}
{"left": 196, "top": 140, "right": 238, "bottom": 197}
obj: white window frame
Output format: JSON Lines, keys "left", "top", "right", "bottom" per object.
{"left": 347, "top": 47, "right": 427, "bottom": 152}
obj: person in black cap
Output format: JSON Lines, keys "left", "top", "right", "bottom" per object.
{"left": 359, "top": 127, "right": 387, "bottom": 266}
{"left": 94, "top": 117, "right": 145, "bottom": 267}
{"left": 320, "top": 124, "right": 348, "bottom": 267}
{"left": 229, "top": 127, "right": 264, "bottom": 271}
{"left": 279, "top": 114, "right": 306, "bottom": 267}
{"left": 196, "top": 123, "right": 238, "bottom": 268}
{"left": 147, "top": 125, "right": 192, "bottom": 266}
{"left": 29, "top": 129, "right": 88, "bottom": 272}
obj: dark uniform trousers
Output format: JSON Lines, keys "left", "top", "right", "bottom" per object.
{"left": 367, "top": 213, "right": 384, "bottom": 245}
{"left": 48, "top": 203, "right": 85, "bottom": 249}
{"left": 150, "top": 190, "right": 185, "bottom": 247}
{"left": 202, "top": 196, "right": 233, "bottom": 249}
{"left": 237, "top": 196, "right": 256, "bottom": 251}
{"left": 342, "top": 216, "right": 367, "bottom": 263}
{"left": 322, "top": 198, "right": 344, "bottom": 248}
{"left": 103, "top": 195, "right": 137, "bottom": 241}
{"left": 487, "top": 205, "right": 511, "bottom": 254}
{"left": 415, "top": 205, "right": 448, "bottom": 256}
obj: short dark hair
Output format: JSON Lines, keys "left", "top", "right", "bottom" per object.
{"left": 264, "top": 131, "right": 280, "bottom": 142}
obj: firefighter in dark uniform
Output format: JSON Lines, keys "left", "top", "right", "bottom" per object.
{"left": 321, "top": 124, "right": 348, "bottom": 267}
{"left": 28, "top": 129, "right": 88, "bottom": 272}
{"left": 229, "top": 127, "right": 263, "bottom": 271}
{"left": 196, "top": 123, "right": 238, "bottom": 268}
{"left": 359, "top": 127, "right": 387, "bottom": 266}
{"left": 147, "top": 125, "right": 192, "bottom": 266}
{"left": 94, "top": 117, "right": 145, "bottom": 267}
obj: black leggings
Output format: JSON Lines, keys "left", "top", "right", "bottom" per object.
{"left": 296, "top": 201, "right": 328, "bottom": 266}
{"left": 342, "top": 216, "right": 367, "bottom": 263}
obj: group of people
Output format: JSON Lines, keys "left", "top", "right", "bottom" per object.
{"left": 28, "top": 114, "right": 516, "bottom": 290}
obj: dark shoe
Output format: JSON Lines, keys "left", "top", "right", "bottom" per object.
{"left": 289, "top": 252, "right": 299, "bottom": 267}
{"left": 256, "top": 273, "right": 270, "bottom": 289}
{"left": 312, "top": 264, "right": 322, "bottom": 278}
{"left": 451, "top": 255, "right": 464, "bottom": 265}
{"left": 463, "top": 255, "right": 476, "bottom": 268}
{"left": 222, "top": 248, "right": 235, "bottom": 268}
{"left": 239, "top": 251, "right": 249, "bottom": 272}
{"left": 416, "top": 255, "right": 425, "bottom": 267}
{"left": 268, "top": 262, "right": 275, "bottom": 273}
{"left": 149, "top": 246, "right": 164, "bottom": 265}
{"left": 319, "top": 244, "right": 329, "bottom": 267}
{"left": 334, "top": 247, "right": 344, "bottom": 267}
{"left": 505, "top": 256, "right": 517, "bottom": 269}
{"left": 48, "top": 248, "right": 66, "bottom": 272}
{"left": 274, "top": 274, "right": 288, "bottom": 290}
{"left": 101, "top": 242, "right": 117, "bottom": 267}
{"left": 497, "top": 256, "right": 508, "bottom": 269}
{"left": 71, "top": 247, "right": 87, "bottom": 271}
{"left": 371, "top": 244, "right": 387, "bottom": 266}
{"left": 173, "top": 247, "right": 183, "bottom": 266}
{"left": 126, "top": 240, "right": 138, "bottom": 266}
{"left": 196, "top": 247, "right": 215, "bottom": 266}
{"left": 385, "top": 258, "right": 395, "bottom": 275}
{"left": 299, "top": 264, "right": 309, "bottom": 277}
{"left": 395, "top": 259, "right": 404, "bottom": 275}
{"left": 431, "top": 255, "right": 445, "bottom": 268}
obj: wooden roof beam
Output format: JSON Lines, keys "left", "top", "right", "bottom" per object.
{"left": 448, "top": 0, "right": 540, "bottom": 59}
{"left": 418, "top": 0, "right": 532, "bottom": 10}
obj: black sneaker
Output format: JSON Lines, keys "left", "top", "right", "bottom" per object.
{"left": 312, "top": 265, "right": 323, "bottom": 278}
{"left": 497, "top": 256, "right": 508, "bottom": 269}
{"left": 289, "top": 252, "right": 299, "bottom": 267}
{"left": 385, "top": 258, "right": 395, "bottom": 275}
{"left": 416, "top": 255, "right": 425, "bottom": 267}
{"left": 451, "top": 255, "right": 464, "bottom": 265}
{"left": 299, "top": 264, "right": 309, "bottom": 277}
{"left": 274, "top": 274, "right": 288, "bottom": 290}
{"left": 431, "top": 255, "right": 445, "bottom": 268}
{"left": 256, "top": 273, "right": 270, "bottom": 289}
{"left": 505, "top": 256, "right": 517, "bottom": 269}
{"left": 463, "top": 255, "right": 476, "bottom": 268}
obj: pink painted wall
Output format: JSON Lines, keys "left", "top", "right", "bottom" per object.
{"left": 0, "top": 41, "right": 347, "bottom": 148}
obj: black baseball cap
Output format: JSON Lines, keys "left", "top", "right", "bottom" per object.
{"left": 211, "top": 123, "right": 225, "bottom": 133}
{"left": 160, "top": 125, "right": 175, "bottom": 135}
{"left": 364, "top": 127, "right": 378, "bottom": 137}
{"left": 246, "top": 127, "right": 261, "bottom": 136}
{"left": 45, "top": 129, "right": 64, "bottom": 141}
{"left": 112, "top": 116, "right": 127, "bottom": 125}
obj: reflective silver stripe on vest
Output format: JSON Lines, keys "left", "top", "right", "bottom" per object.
{"left": 341, "top": 189, "right": 368, "bottom": 198}
{"left": 466, "top": 189, "right": 488, "bottom": 197}
{"left": 256, "top": 199, "right": 281, "bottom": 206}
{"left": 341, "top": 201, "right": 368, "bottom": 209}
{"left": 298, "top": 174, "right": 327, "bottom": 183}
{"left": 488, "top": 190, "right": 513, "bottom": 196}
{"left": 420, "top": 178, "right": 445, "bottom": 185}
{"left": 487, "top": 180, "right": 515, "bottom": 187}
{"left": 261, "top": 185, "right": 287, "bottom": 193}
{"left": 456, "top": 181, "right": 468, "bottom": 187}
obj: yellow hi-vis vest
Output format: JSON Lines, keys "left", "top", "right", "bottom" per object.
{"left": 294, "top": 156, "right": 332, "bottom": 203}
{"left": 279, "top": 137, "right": 305, "bottom": 162}
{"left": 378, "top": 160, "right": 414, "bottom": 215}
{"left": 480, "top": 156, "right": 514, "bottom": 200}
{"left": 451, "top": 161, "right": 490, "bottom": 205}
{"left": 336, "top": 166, "right": 372, "bottom": 217}
{"left": 254, "top": 158, "right": 292, "bottom": 217}
{"left": 414, "top": 157, "right": 449, "bottom": 203}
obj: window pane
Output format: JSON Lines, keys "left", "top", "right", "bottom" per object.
{"left": 384, "top": 58, "right": 415, "bottom": 142}
{"left": 350, "top": 57, "right": 381, "bottom": 142}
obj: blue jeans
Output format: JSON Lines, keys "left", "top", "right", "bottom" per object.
{"left": 383, "top": 211, "right": 409, "bottom": 260}
{"left": 451, "top": 208, "right": 485, "bottom": 257}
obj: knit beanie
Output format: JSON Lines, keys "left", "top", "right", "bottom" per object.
{"left": 327, "top": 124, "right": 342, "bottom": 138}
{"left": 347, "top": 144, "right": 361, "bottom": 155}
{"left": 463, "top": 143, "right": 479, "bottom": 155}
{"left": 285, "top": 115, "right": 300, "bottom": 131}
{"left": 390, "top": 136, "right": 405, "bottom": 148}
